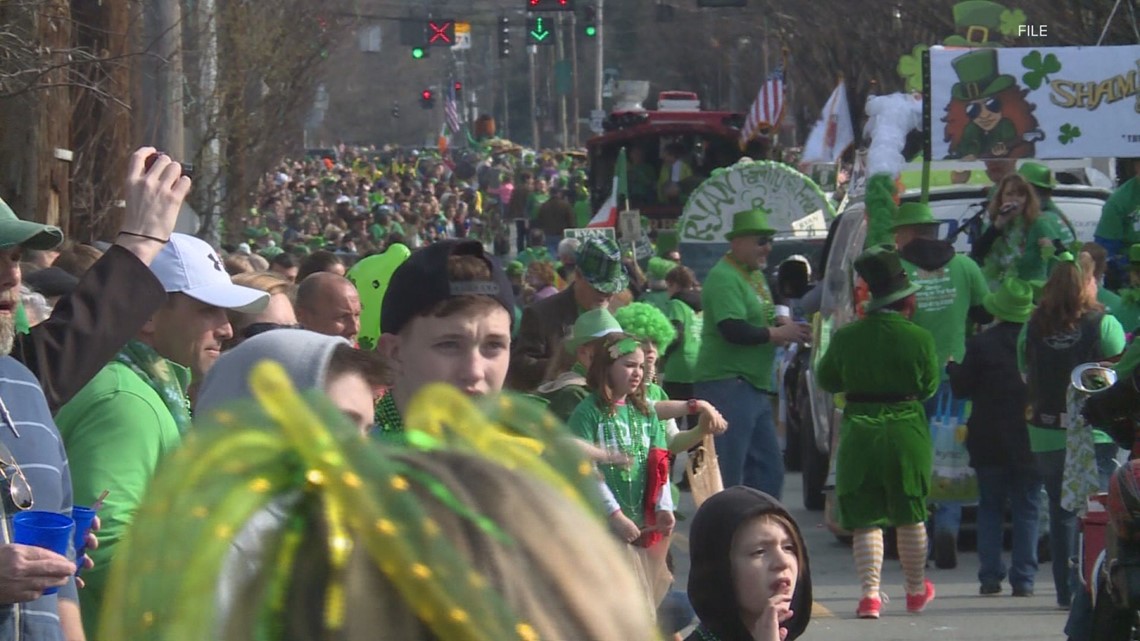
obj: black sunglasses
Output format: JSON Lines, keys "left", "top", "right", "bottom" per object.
{"left": 0, "top": 441, "right": 33, "bottom": 511}
{"left": 966, "top": 97, "right": 1002, "bottom": 120}
{"left": 242, "top": 322, "right": 302, "bottom": 340}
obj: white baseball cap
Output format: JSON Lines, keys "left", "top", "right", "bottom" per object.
{"left": 150, "top": 234, "right": 270, "bottom": 313}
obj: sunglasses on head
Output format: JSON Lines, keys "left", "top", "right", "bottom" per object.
{"left": 242, "top": 322, "right": 302, "bottom": 340}
{"left": 0, "top": 441, "right": 33, "bottom": 511}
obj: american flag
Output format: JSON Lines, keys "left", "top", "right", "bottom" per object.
{"left": 444, "top": 82, "right": 462, "bottom": 136}
{"left": 741, "top": 65, "right": 786, "bottom": 145}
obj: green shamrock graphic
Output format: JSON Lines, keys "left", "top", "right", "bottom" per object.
{"left": 1058, "top": 124, "right": 1082, "bottom": 144}
{"left": 1021, "top": 50, "right": 1062, "bottom": 90}
{"left": 999, "top": 9, "right": 1028, "bottom": 37}
{"left": 897, "top": 44, "right": 929, "bottom": 93}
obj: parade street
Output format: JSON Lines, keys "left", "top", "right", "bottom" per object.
{"left": 673, "top": 473, "right": 1071, "bottom": 641}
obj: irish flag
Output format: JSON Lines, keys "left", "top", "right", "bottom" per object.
{"left": 588, "top": 147, "right": 627, "bottom": 228}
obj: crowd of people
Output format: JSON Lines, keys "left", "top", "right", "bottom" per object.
{"left": 1, "top": 140, "right": 1139, "bottom": 641}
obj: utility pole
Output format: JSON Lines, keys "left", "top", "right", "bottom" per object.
{"left": 594, "top": 0, "right": 604, "bottom": 112}
{"left": 556, "top": 13, "right": 568, "bottom": 148}
{"left": 529, "top": 45, "right": 540, "bottom": 148}
{"left": 569, "top": 10, "right": 581, "bottom": 147}
{"left": 138, "top": 0, "right": 185, "bottom": 159}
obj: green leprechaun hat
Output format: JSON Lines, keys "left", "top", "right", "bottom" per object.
{"left": 951, "top": 48, "right": 1016, "bottom": 101}
{"left": 944, "top": 0, "right": 1007, "bottom": 47}
{"left": 855, "top": 245, "right": 922, "bottom": 313}
{"left": 890, "top": 202, "right": 938, "bottom": 230}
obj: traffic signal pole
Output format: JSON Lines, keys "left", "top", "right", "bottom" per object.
{"left": 594, "top": 0, "right": 604, "bottom": 112}
{"left": 529, "top": 45, "right": 540, "bottom": 148}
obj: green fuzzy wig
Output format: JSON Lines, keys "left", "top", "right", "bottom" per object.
{"left": 614, "top": 302, "right": 676, "bottom": 350}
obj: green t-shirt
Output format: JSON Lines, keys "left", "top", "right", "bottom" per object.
{"left": 1114, "top": 290, "right": 1140, "bottom": 335}
{"left": 1094, "top": 177, "right": 1140, "bottom": 244}
{"left": 1017, "top": 314, "right": 1127, "bottom": 451}
{"left": 903, "top": 254, "right": 989, "bottom": 368}
{"left": 1041, "top": 200, "right": 1076, "bottom": 248}
{"left": 661, "top": 298, "right": 702, "bottom": 385}
{"left": 640, "top": 289, "right": 671, "bottom": 313}
{"left": 567, "top": 393, "right": 668, "bottom": 524}
{"left": 694, "top": 256, "right": 777, "bottom": 391}
{"left": 55, "top": 361, "right": 190, "bottom": 637}
{"left": 1100, "top": 287, "right": 1123, "bottom": 319}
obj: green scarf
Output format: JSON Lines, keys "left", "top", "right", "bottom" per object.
{"left": 114, "top": 340, "right": 192, "bottom": 434}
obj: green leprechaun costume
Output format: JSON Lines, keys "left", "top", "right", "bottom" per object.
{"left": 947, "top": 49, "right": 1018, "bottom": 160}
{"left": 816, "top": 245, "right": 941, "bottom": 614}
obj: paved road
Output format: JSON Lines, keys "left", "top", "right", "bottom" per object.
{"left": 671, "top": 471, "right": 1071, "bottom": 641}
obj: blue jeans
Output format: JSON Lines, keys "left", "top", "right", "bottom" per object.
{"left": 1065, "top": 444, "right": 1122, "bottom": 641}
{"left": 975, "top": 465, "right": 1043, "bottom": 589}
{"left": 695, "top": 377, "right": 784, "bottom": 498}
{"left": 1037, "top": 443, "right": 1119, "bottom": 609}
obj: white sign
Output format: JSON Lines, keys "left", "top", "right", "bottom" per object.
{"left": 452, "top": 22, "right": 471, "bottom": 50}
{"left": 678, "top": 160, "right": 835, "bottom": 243}
{"left": 564, "top": 227, "right": 616, "bottom": 242}
{"left": 618, "top": 210, "right": 641, "bottom": 240}
{"left": 928, "top": 45, "right": 1140, "bottom": 160}
{"left": 590, "top": 109, "right": 606, "bottom": 134}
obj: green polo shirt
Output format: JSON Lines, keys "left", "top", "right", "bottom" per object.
{"left": 694, "top": 256, "right": 776, "bottom": 391}
{"left": 1095, "top": 177, "right": 1140, "bottom": 245}
{"left": 661, "top": 298, "right": 702, "bottom": 385}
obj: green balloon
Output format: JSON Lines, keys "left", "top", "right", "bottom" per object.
{"left": 346, "top": 244, "right": 411, "bottom": 350}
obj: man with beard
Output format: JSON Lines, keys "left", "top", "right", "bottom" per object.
{"left": 0, "top": 146, "right": 192, "bottom": 641}
{"left": 54, "top": 234, "right": 268, "bottom": 638}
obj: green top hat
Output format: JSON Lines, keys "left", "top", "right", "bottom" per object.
{"left": 944, "top": 0, "right": 1007, "bottom": 47}
{"left": 725, "top": 208, "right": 776, "bottom": 240}
{"left": 950, "top": 48, "right": 1015, "bottom": 101}
{"left": 984, "top": 278, "right": 1034, "bottom": 323}
{"left": 890, "top": 202, "right": 938, "bottom": 230}
{"left": 0, "top": 196, "right": 63, "bottom": 251}
{"left": 855, "top": 245, "right": 922, "bottom": 312}
{"left": 565, "top": 308, "right": 623, "bottom": 354}
{"left": 575, "top": 236, "right": 629, "bottom": 294}
{"left": 1018, "top": 162, "right": 1057, "bottom": 190}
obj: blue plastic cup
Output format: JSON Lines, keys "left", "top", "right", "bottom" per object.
{"left": 12, "top": 511, "right": 74, "bottom": 595}
{"left": 70, "top": 506, "right": 97, "bottom": 575}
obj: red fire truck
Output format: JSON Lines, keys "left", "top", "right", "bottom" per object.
{"left": 586, "top": 90, "right": 770, "bottom": 229}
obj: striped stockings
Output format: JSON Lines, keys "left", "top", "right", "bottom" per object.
{"left": 854, "top": 525, "right": 928, "bottom": 598}
{"left": 853, "top": 528, "right": 884, "bottom": 598}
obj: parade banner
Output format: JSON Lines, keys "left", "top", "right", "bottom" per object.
{"left": 678, "top": 160, "right": 834, "bottom": 244}
{"left": 928, "top": 45, "right": 1140, "bottom": 160}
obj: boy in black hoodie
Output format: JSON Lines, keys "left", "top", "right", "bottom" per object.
{"left": 687, "top": 487, "right": 812, "bottom": 641}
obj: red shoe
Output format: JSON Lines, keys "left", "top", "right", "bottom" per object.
{"left": 906, "top": 579, "right": 936, "bottom": 613}
{"left": 856, "top": 596, "right": 881, "bottom": 619}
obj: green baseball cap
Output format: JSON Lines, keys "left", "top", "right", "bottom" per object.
{"left": 565, "top": 308, "right": 623, "bottom": 354}
{"left": 0, "top": 196, "right": 63, "bottom": 250}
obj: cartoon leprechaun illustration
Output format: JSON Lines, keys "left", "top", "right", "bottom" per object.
{"left": 943, "top": 48, "right": 1041, "bottom": 160}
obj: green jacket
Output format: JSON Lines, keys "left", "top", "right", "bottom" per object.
{"left": 55, "top": 360, "right": 190, "bottom": 637}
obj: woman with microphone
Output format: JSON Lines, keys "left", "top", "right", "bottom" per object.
{"left": 970, "top": 173, "right": 1064, "bottom": 289}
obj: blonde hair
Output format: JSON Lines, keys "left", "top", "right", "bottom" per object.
{"left": 232, "top": 271, "right": 296, "bottom": 299}
{"left": 225, "top": 450, "right": 655, "bottom": 641}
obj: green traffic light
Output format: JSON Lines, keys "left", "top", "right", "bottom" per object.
{"left": 584, "top": 25, "right": 597, "bottom": 37}
{"left": 412, "top": 47, "right": 425, "bottom": 59}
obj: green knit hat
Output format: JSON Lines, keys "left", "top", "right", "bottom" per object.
{"left": 891, "top": 202, "right": 937, "bottom": 230}
{"left": 565, "top": 308, "right": 623, "bottom": 354}
{"left": 983, "top": 278, "right": 1034, "bottom": 323}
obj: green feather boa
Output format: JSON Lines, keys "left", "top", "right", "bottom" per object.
{"left": 864, "top": 173, "right": 898, "bottom": 249}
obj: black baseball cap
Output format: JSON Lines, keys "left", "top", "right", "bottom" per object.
{"left": 380, "top": 239, "right": 516, "bottom": 335}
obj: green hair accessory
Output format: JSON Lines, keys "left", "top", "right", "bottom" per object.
{"left": 608, "top": 337, "right": 641, "bottom": 360}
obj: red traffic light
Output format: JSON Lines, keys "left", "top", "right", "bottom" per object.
{"left": 421, "top": 90, "right": 434, "bottom": 101}
{"left": 528, "top": 0, "right": 574, "bottom": 10}
{"left": 453, "top": 82, "right": 463, "bottom": 91}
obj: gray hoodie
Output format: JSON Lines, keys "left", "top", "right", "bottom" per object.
{"left": 195, "top": 328, "right": 350, "bottom": 415}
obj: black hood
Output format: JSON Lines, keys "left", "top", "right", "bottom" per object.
{"left": 687, "top": 487, "right": 812, "bottom": 641}
{"left": 672, "top": 289, "right": 703, "bottom": 313}
{"left": 899, "top": 237, "right": 956, "bottom": 272}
